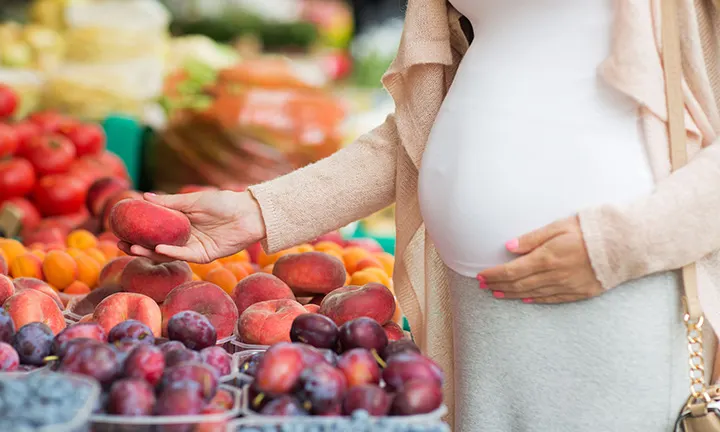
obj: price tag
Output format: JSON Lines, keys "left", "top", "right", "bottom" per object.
{"left": 0, "top": 204, "right": 23, "bottom": 239}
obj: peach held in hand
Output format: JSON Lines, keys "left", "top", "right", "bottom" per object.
{"left": 109, "top": 199, "right": 191, "bottom": 249}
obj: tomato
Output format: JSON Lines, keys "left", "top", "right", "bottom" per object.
{"left": 11, "top": 121, "right": 41, "bottom": 158}
{"left": 68, "top": 157, "right": 107, "bottom": 187}
{"left": 0, "top": 158, "right": 35, "bottom": 200}
{"left": 0, "top": 124, "right": 18, "bottom": 157}
{"left": 0, "top": 85, "right": 18, "bottom": 119}
{"left": 28, "top": 111, "right": 74, "bottom": 133}
{"left": 32, "top": 174, "right": 87, "bottom": 216}
{"left": 89, "top": 151, "right": 128, "bottom": 179}
{"left": 25, "top": 134, "right": 76, "bottom": 176}
{"left": 61, "top": 122, "right": 106, "bottom": 157}
{"left": 0, "top": 197, "right": 41, "bottom": 233}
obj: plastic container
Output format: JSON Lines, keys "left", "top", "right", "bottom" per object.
{"left": 230, "top": 417, "right": 450, "bottom": 431}
{"left": 89, "top": 384, "right": 242, "bottom": 432}
{"left": 222, "top": 350, "right": 262, "bottom": 387}
{"left": 0, "top": 372, "right": 101, "bottom": 432}
{"left": 229, "top": 339, "right": 270, "bottom": 353}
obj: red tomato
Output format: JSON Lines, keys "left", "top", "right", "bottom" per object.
{"left": 12, "top": 121, "right": 41, "bottom": 157}
{"left": 68, "top": 157, "right": 107, "bottom": 187}
{"left": 32, "top": 174, "right": 87, "bottom": 216}
{"left": 0, "top": 85, "right": 18, "bottom": 119}
{"left": 0, "top": 158, "right": 35, "bottom": 200}
{"left": 89, "top": 151, "right": 128, "bottom": 179}
{"left": 0, "top": 124, "right": 18, "bottom": 157}
{"left": 25, "top": 134, "right": 76, "bottom": 176}
{"left": 61, "top": 122, "right": 106, "bottom": 157}
{"left": 28, "top": 111, "right": 74, "bottom": 133}
{"left": 0, "top": 197, "right": 41, "bottom": 233}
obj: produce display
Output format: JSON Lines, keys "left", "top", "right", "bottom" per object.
{"left": 0, "top": 21, "right": 65, "bottom": 70}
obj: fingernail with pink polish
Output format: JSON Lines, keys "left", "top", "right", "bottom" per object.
{"left": 522, "top": 298, "right": 534, "bottom": 304}
{"left": 477, "top": 275, "right": 488, "bottom": 289}
{"left": 506, "top": 238, "right": 519, "bottom": 252}
{"left": 492, "top": 291, "right": 505, "bottom": 299}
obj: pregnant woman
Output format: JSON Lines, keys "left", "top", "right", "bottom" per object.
{"left": 122, "top": 1, "right": 720, "bottom": 430}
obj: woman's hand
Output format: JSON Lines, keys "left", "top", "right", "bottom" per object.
{"left": 476, "top": 216, "right": 604, "bottom": 304}
{"left": 118, "top": 191, "right": 266, "bottom": 263}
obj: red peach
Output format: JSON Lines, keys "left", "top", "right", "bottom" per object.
{"left": 160, "top": 281, "right": 238, "bottom": 339}
{"left": 0, "top": 275, "right": 14, "bottom": 305}
{"left": 86, "top": 177, "right": 130, "bottom": 217}
{"left": 272, "top": 252, "right": 346, "bottom": 296}
{"left": 319, "top": 283, "right": 396, "bottom": 326}
{"left": 231, "top": 273, "right": 295, "bottom": 315}
{"left": 304, "top": 304, "right": 320, "bottom": 313}
{"left": 3, "top": 290, "right": 66, "bottom": 334}
{"left": 97, "top": 256, "right": 133, "bottom": 287}
{"left": 101, "top": 190, "right": 143, "bottom": 232}
{"left": 109, "top": 199, "right": 191, "bottom": 249}
{"left": 12, "top": 277, "right": 64, "bottom": 310}
{"left": 93, "top": 293, "right": 162, "bottom": 337}
{"left": 236, "top": 299, "right": 307, "bottom": 345}
{"left": 383, "top": 321, "right": 407, "bottom": 342}
{"left": 120, "top": 257, "right": 192, "bottom": 303}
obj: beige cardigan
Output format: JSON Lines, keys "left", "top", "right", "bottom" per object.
{"left": 249, "top": 0, "right": 720, "bottom": 425}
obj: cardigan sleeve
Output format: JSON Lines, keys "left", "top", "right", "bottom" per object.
{"left": 579, "top": 141, "right": 720, "bottom": 289}
{"left": 247, "top": 115, "right": 399, "bottom": 253}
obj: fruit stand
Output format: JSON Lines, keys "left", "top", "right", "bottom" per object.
{"left": 0, "top": 0, "right": 447, "bottom": 430}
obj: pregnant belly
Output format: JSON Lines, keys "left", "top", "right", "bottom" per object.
{"left": 419, "top": 90, "right": 655, "bottom": 276}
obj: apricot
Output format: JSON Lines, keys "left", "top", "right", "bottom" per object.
{"left": 224, "top": 262, "right": 251, "bottom": 281}
{"left": 85, "top": 247, "right": 108, "bottom": 265}
{"left": 11, "top": 252, "right": 44, "bottom": 280}
{"left": 257, "top": 247, "right": 297, "bottom": 268}
{"left": 313, "top": 241, "right": 344, "bottom": 255}
{"left": 109, "top": 199, "right": 191, "bottom": 249}
{"left": 354, "top": 256, "right": 383, "bottom": 272}
{"left": 65, "top": 280, "right": 91, "bottom": 295}
{"left": 72, "top": 252, "right": 102, "bottom": 288}
{"left": 218, "top": 250, "right": 250, "bottom": 264}
{"left": 295, "top": 244, "right": 314, "bottom": 253}
{"left": 121, "top": 258, "right": 192, "bottom": 303}
{"left": 373, "top": 252, "right": 395, "bottom": 277}
{"left": 0, "top": 250, "right": 8, "bottom": 275}
{"left": 231, "top": 273, "right": 295, "bottom": 315}
{"left": 342, "top": 247, "right": 371, "bottom": 274}
{"left": 97, "top": 241, "right": 119, "bottom": 260}
{"left": 66, "top": 229, "right": 98, "bottom": 250}
{"left": 204, "top": 267, "right": 238, "bottom": 295}
{"left": 272, "top": 252, "right": 346, "bottom": 296}
{"left": 30, "top": 249, "right": 45, "bottom": 261}
{"left": 0, "top": 239, "right": 26, "bottom": 267}
{"left": 350, "top": 268, "right": 392, "bottom": 290}
{"left": 319, "top": 283, "right": 396, "bottom": 326}
{"left": 43, "top": 250, "right": 78, "bottom": 290}
{"left": 188, "top": 261, "right": 222, "bottom": 280}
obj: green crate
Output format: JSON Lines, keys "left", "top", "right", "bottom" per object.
{"left": 102, "top": 115, "right": 145, "bottom": 189}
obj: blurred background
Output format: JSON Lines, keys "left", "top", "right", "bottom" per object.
{"left": 0, "top": 0, "right": 405, "bottom": 247}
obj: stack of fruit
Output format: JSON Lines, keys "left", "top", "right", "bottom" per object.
{"left": 236, "top": 314, "right": 444, "bottom": 421}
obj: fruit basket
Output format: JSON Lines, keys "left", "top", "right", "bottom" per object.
{"left": 89, "top": 384, "right": 242, "bottom": 432}
{"left": 0, "top": 371, "right": 101, "bottom": 432}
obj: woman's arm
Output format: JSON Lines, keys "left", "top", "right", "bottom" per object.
{"left": 248, "top": 115, "right": 399, "bottom": 253}
{"left": 579, "top": 142, "right": 720, "bottom": 289}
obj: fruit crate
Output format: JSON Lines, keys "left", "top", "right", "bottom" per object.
{"left": 221, "top": 351, "right": 261, "bottom": 388}
{"left": 89, "top": 384, "right": 242, "bottom": 432}
{"left": 0, "top": 372, "right": 101, "bottom": 432}
{"left": 229, "top": 339, "right": 269, "bottom": 353}
{"left": 229, "top": 417, "right": 451, "bottom": 432}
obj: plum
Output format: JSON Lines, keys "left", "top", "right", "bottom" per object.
{"left": 294, "top": 362, "right": 348, "bottom": 415}
{"left": 239, "top": 352, "right": 263, "bottom": 377}
{"left": 112, "top": 341, "right": 139, "bottom": 367}
{"left": 158, "top": 340, "right": 185, "bottom": 354}
{"left": 290, "top": 313, "right": 338, "bottom": 350}
{"left": 164, "top": 348, "right": 201, "bottom": 368}
{"left": 337, "top": 348, "right": 381, "bottom": 387}
{"left": 124, "top": 344, "right": 165, "bottom": 386}
{"left": 59, "top": 343, "right": 119, "bottom": 387}
{"left": 166, "top": 311, "right": 216, "bottom": 350}
{"left": 0, "top": 309, "right": 15, "bottom": 343}
{"left": 259, "top": 395, "right": 308, "bottom": 416}
{"left": 0, "top": 342, "right": 19, "bottom": 371}
{"left": 342, "top": 384, "right": 391, "bottom": 416}
{"left": 247, "top": 383, "right": 271, "bottom": 412}
{"left": 382, "top": 353, "right": 444, "bottom": 392}
{"left": 380, "top": 339, "right": 421, "bottom": 362}
{"left": 200, "top": 346, "right": 232, "bottom": 377}
{"left": 390, "top": 380, "right": 443, "bottom": 415}
{"left": 319, "top": 348, "right": 338, "bottom": 366}
{"left": 108, "top": 320, "right": 155, "bottom": 345}
{"left": 53, "top": 323, "right": 107, "bottom": 356}
{"left": 154, "top": 381, "right": 205, "bottom": 431}
{"left": 159, "top": 362, "right": 218, "bottom": 401}
{"left": 55, "top": 338, "right": 99, "bottom": 359}
{"left": 337, "top": 317, "right": 388, "bottom": 353}
{"left": 12, "top": 322, "right": 54, "bottom": 366}
{"left": 107, "top": 378, "right": 156, "bottom": 416}
{"left": 254, "top": 343, "right": 305, "bottom": 395}
{"left": 296, "top": 343, "right": 332, "bottom": 368}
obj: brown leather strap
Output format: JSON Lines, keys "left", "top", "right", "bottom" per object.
{"left": 662, "top": 0, "right": 703, "bottom": 322}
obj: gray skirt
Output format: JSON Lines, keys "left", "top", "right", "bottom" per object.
{"left": 449, "top": 270, "right": 705, "bottom": 432}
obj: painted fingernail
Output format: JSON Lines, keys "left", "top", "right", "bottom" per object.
{"left": 522, "top": 298, "right": 534, "bottom": 304}
{"left": 477, "top": 275, "right": 488, "bottom": 289}
{"left": 492, "top": 291, "right": 505, "bottom": 299}
{"left": 506, "top": 238, "right": 519, "bottom": 252}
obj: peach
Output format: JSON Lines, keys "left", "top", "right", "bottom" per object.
{"left": 311, "top": 231, "right": 345, "bottom": 246}
{"left": 272, "top": 252, "right": 346, "bottom": 296}
{"left": 121, "top": 257, "right": 192, "bottom": 303}
{"left": 309, "top": 295, "right": 325, "bottom": 306}
{"left": 0, "top": 250, "right": 7, "bottom": 275}
{"left": 86, "top": 177, "right": 130, "bottom": 217}
{"left": 383, "top": 321, "right": 406, "bottom": 341}
{"left": 0, "top": 275, "right": 14, "bottom": 305}
{"left": 236, "top": 299, "right": 306, "bottom": 345}
{"left": 98, "top": 256, "right": 133, "bottom": 287}
{"left": 304, "top": 304, "right": 320, "bottom": 314}
{"left": 10, "top": 252, "right": 44, "bottom": 280}
{"left": 98, "top": 231, "right": 120, "bottom": 243}
{"left": 66, "top": 229, "right": 98, "bottom": 250}
{"left": 109, "top": 199, "right": 191, "bottom": 249}
{"left": 204, "top": 267, "right": 237, "bottom": 295}
{"left": 101, "top": 190, "right": 143, "bottom": 232}
{"left": 161, "top": 281, "right": 239, "bottom": 339}
{"left": 97, "top": 241, "right": 120, "bottom": 260}
{"left": 43, "top": 250, "right": 78, "bottom": 290}
{"left": 12, "top": 277, "right": 64, "bottom": 310}
{"left": 79, "top": 314, "right": 95, "bottom": 324}
{"left": 93, "top": 293, "right": 162, "bottom": 337}
{"left": 246, "top": 242, "right": 263, "bottom": 264}
{"left": 0, "top": 239, "right": 26, "bottom": 267}
{"left": 318, "top": 283, "right": 396, "bottom": 326}
{"left": 67, "top": 283, "right": 123, "bottom": 316}
{"left": 22, "top": 226, "right": 66, "bottom": 247}
{"left": 231, "top": 273, "right": 295, "bottom": 315}
{"left": 3, "top": 290, "right": 66, "bottom": 334}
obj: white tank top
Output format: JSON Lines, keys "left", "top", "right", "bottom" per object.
{"left": 418, "top": 0, "right": 655, "bottom": 277}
